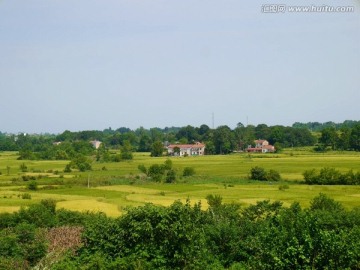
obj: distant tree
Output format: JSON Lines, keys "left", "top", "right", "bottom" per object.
{"left": 138, "top": 134, "right": 152, "bottom": 152}
{"left": 120, "top": 140, "right": 133, "bottom": 160}
{"left": 255, "top": 124, "right": 271, "bottom": 140}
{"left": 173, "top": 146, "right": 180, "bottom": 155}
{"left": 150, "top": 141, "right": 164, "bottom": 157}
{"left": 350, "top": 124, "right": 360, "bottom": 151}
{"left": 213, "top": 126, "right": 234, "bottom": 154}
{"left": 319, "top": 127, "right": 338, "bottom": 150}
{"left": 337, "top": 127, "right": 351, "bottom": 150}
{"left": 274, "top": 142, "right": 283, "bottom": 153}
{"left": 198, "top": 124, "right": 210, "bottom": 136}
{"left": 69, "top": 154, "right": 92, "bottom": 172}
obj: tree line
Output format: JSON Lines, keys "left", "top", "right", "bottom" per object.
{"left": 1, "top": 194, "right": 360, "bottom": 269}
{"left": 1, "top": 121, "right": 360, "bottom": 158}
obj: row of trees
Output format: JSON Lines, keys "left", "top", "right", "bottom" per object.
{"left": 1, "top": 123, "right": 317, "bottom": 156}
{"left": 318, "top": 125, "right": 360, "bottom": 151}
{"left": 2, "top": 121, "right": 360, "bottom": 158}
{"left": 292, "top": 120, "right": 360, "bottom": 132}
{"left": 1, "top": 194, "right": 360, "bottom": 269}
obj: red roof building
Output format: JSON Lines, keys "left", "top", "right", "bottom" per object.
{"left": 247, "top": 140, "right": 275, "bottom": 153}
{"left": 167, "top": 142, "right": 205, "bottom": 156}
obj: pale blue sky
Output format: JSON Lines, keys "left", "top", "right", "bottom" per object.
{"left": 1, "top": 0, "right": 359, "bottom": 133}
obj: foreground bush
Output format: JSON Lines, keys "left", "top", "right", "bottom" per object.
{"left": 1, "top": 195, "right": 360, "bottom": 269}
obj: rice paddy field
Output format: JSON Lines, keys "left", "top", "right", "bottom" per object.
{"left": 1, "top": 148, "right": 360, "bottom": 216}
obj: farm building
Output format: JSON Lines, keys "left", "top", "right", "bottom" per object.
{"left": 90, "top": 140, "right": 102, "bottom": 149}
{"left": 247, "top": 139, "right": 275, "bottom": 153}
{"left": 167, "top": 142, "right": 205, "bottom": 156}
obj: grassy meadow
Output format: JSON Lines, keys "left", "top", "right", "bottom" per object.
{"left": 1, "top": 149, "right": 360, "bottom": 216}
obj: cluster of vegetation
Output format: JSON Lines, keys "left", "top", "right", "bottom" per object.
{"left": 303, "top": 167, "right": 360, "bottom": 185}
{"left": 292, "top": 120, "right": 360, "bottom": 132}
{"left": 315, "top": 124, "right": 360, "bottom": 151}
{"left": 2, "top": 121, "right": 360, "bottom": 160}
{"left": 0, "top": 194, "right": 360, "bottom": 269}
{"left": 138, "top": 159, "right": 196, "bottom": 183}
{"left": 0, "top": 121, "right": 334, "bottom": 158}
{"left": 249, "top": 166, "right": 281, "bottom": 181}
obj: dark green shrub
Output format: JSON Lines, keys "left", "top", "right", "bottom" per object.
{"left": 278, "top": 184, "right": 289, "bottom": 191}
{"left": 303, "top": 169, "right": 318, "bottom": 184}
{"left": 138, "top": 164, "right": 147, "bottom": 175}
{"left": 266, "top": 169, "right": 281, "bottom": 181}
{"left": 21, "top": 193, "right": 31, "bottom": 200}
{"left": 19, "top": 163, "right": 27, "bottom": 172}
{"left": 183, "top": 167, "right": 196, "bottom": 177}
{"left": 64, "top": 164, "right": 72, "bottom": 173}
{"left": 165, "top": 169, "right": 176, "bottom": 183}
{"left": 318, "top": 167, "right": 341, "bottom": 185}
{"left": 249, "top": 166, "right": 267, "bottom": 181}
{"left": 27, "top": 181, "right": 38, "bottom": 191}
{"left": 163, "top": 159, "right": 173, "bottom": 170}
{"left": 148, "top": 164, "right": 164, "bottom": 181}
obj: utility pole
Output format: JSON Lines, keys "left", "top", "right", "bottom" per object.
{"left": 87, "top": 174, "right": 90, "bottom": 188}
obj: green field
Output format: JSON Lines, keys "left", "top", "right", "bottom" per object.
{"left": 1, "top": 149, "right": 360, "bottom": 216}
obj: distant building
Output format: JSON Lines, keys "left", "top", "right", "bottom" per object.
{"left": 167, "top": 142, "right": 205, "bottom": 156}
{"left": 247, "top": 139, "right": 275, "bottom": 153}
{"left": 53, "top": 141, "right": 62, "bottom": 146}
{"left": 90, "top": 140, "right": 102, "bottom": 149}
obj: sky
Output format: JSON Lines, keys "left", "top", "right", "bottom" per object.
{"left": 0, "top": 0, "right": 359, "bottom": 134}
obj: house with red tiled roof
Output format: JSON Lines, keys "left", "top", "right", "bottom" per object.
{"left": 247, "top": 139, "right": 275, "bottom": 153}
{"left": 167, "top": 142, "right": 205, "bottom": 156}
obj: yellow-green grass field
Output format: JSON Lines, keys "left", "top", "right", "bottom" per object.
{"left": 0, "top": 150, "right": 360, "bottom": 216}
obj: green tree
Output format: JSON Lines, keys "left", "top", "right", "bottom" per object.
{"left": 120, "top": 140, "right": 133, "bottom": 160}
{"left": 350, "top": 124, "right": 360, "bottom": 151}
{"left": 213, "top": 126, "right": 234, "bottom": 154}
{"left": 69, "top": 154, "right": 92, "bottom": 172}
{"left": 150, "top": 141, "right": 164, "bottom": 157}
{"left": 319, "top": 127, "right": 338, "bottom": 150}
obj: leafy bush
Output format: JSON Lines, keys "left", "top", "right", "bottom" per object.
{"left": 19, "top": 163, "right": 28, "bottom": 172}
{"left": 303, "top": 167, "right": 360, "bottom": 185}
{"left": 27, "top": 181, "right": 38, "bottom": 191}
{"left": 21, "top": 193, "right": 32, "bottom": 200}
{"left": 64, "top": 164, "right": 72, "bottom": 173}
{"left": 138, "top": 164, "right": 147, "bottom": 175}
{"left": 165, "top": 169, "right": 176, "bottom": 183}
{"left": 148, "top": 164, "right": 164, "bottom": 181}
{"left": 249, "top": 167, "right": 281, "bottom": 181}
{"left": 22, "top": 175, "right": 36, "bottom": 181}
{"left": 278, "top": 184, "right": 289, "bottom": 191}
{"left": 183, "top": 167, "right": 196, "bottom": 177}
{"left": 68, "top": 154, "right": 92, "bottom": 172}
{"left": 266, "top": 169, "right": 281, "bottom": 181}
{"left": 249, "top": 166, "right": 267, "bottom": 181}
